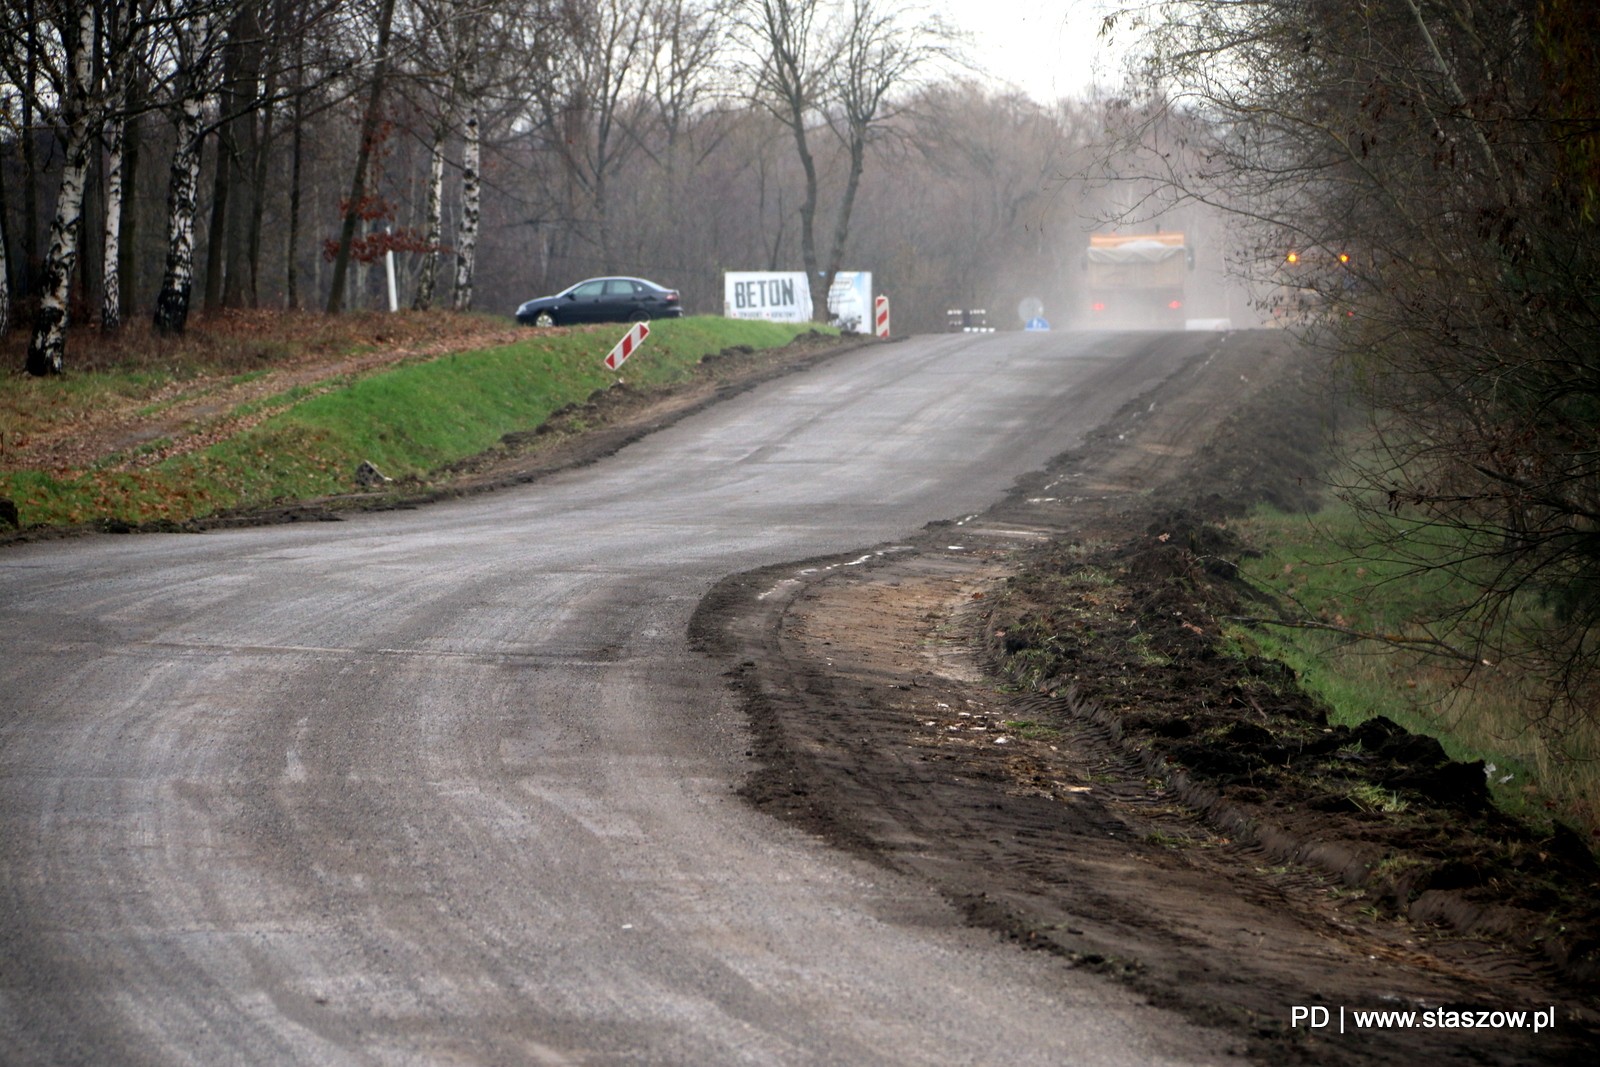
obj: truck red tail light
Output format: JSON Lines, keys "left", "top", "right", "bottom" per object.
{"left": 1168, "top": 300, "right": 1183, "bottom": 309}
{"left": 1092, "top": 302, "right": 1105, "bottom": 311}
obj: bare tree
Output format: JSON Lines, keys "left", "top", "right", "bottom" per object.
{"left": 646, "top": 0, "right": 729, "bottom": 156}
{"left": 410, "top": 100, "right": 448, "bottom": 307}
{"left": 740, "top": 0, "right": 953, "bottom": 322}
{"left": 405, "top": 0, "right": 456, "bottom": 309}
{"left": 739, "top": 0, "right": 827, "bottom": 316}
{"left": 0, "top": 172, "right": 10, "bottom": 334}
{"left": 22, "top": 3, "right": 98, "bottom": 374}
{"left": 203, "top": 4, "right": 259, "bottom": 312}
{"left": 0, "top": 0, "right": 1125, "bottom": 350}
{"left": 98, "top": 0, "right": 144, "bottom": 332}
{"left": 819, "top": 0, "right": 954, "bottom": 297}
{"left": 18, "top": 3, "right": 41, "bottom": 303}
{"left": 403, "top": 0, "right": 508, "bottom": 311}
{"left": 533, "top": 0, "right": 657, "bottom": 276}
{"left": 153, "top": 2, "right": 231, "bottom": 333}
{"left": 450, "top": 57, "right": 479, "bottom": 309}
{"left": 325, "top": 0, "right": 398, "bottom": 313}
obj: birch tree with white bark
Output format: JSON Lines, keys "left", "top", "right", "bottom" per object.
{"left": 412, "top": 0, "right": 531, "bottom": 313}
{"left": 100, "top": 0, "right": 149, "bottom": 332}
{"left": 450, "top": 85, "right": 479, "bottom": 310}
{"left": 410, "top": 106, "right": 448, "bottom": 308}
{"left": 152, "top": 2, "right": 234, "bottom": 333}
{"left": 405, "top": 0, "right": 462, "bottom": 311}
{"left": 24, "top": 3, "right": 98, "bottom": 375}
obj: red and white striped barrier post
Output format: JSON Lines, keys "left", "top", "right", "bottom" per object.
{"left": 604, "top": 321, "right": 650, "bottom": 371}
{"left": 875, "top": 294, "right": 890, "bottom": 338}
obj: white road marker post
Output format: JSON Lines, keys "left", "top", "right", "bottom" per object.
{"left": 384, "top": 228, "right": 398, "bottom": 312}
{"left": 605, "top": 321, "right": 650, "bottom": 371}
{"left": 875, "top": 294, "right": 890, "bottom": 338}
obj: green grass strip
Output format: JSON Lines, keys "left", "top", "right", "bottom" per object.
{"left": 1227, "top": 504, "right": 1598, "bottom": 827}
{"left": 3, "top": 317, "right": 822, "bottom": 528}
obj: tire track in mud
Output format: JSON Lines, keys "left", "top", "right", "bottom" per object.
{"left": 691, "top": 331, "right": 1594, "bottom": 1067}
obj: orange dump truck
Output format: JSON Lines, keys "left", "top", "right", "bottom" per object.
{"left": 1084, "top": 232, "right": 1194, "bottom": 328}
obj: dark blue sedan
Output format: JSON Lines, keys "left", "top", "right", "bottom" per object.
{"left": 516, "top": 277, "right": 683, "bottom": 327}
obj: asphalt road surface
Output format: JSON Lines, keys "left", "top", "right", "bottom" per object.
{"left": 2, "top": 330, "right": 1248, "bottom": 1066}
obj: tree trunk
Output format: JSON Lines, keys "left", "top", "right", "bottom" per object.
{"left": 21, "top": 6, "right": 39, "bottom": 299}
{"left": 326, "top": 0, "right": 398, "bottom": 314}
{"left": 224, "top": 7, "right": 264, "bottom": 309}
{"left": 78, "top": 0, "right": 106, "bottom": 324}
{"left": 596, "top": 171, "right": 613, "bottom": 276}
{"left": 204, "top": 17, "right": 244, "bottom": 314}
{"left": 452, "top": 104, "right": 480, "bottom": 312}
{"left": 203, "top": 133, "right": 233, "bottom": 312}
{"left": 790, "top": 118, "right": 825, "bottom": 321}
{"left": 0, "top": 186, "right": 10, "bottom": 335}
{"left": 823, "top": 134, "right": 866, "bottom": 291}
{"left": 26, "top": 6, "right": 96, "bottom": 376}
{"left": 286, "top": 94, "right": 302, "bottom": 309}
{"left": 77, "top": 124, "right": 101, "bottom": 325}
{"left": 244, "top": 76, "right": 276, "bottom": 309}
{"left": 104, "top": 3, "right": 141, "bottom": 327}
{"left": 223, "top": 124, "right": 255, "bottom": 309}
{"left": 101, "top": 114, "right": 125, "bottom": 330}
{"left": 118, "top": 105, "right": 141, "bottom": 318}
{"left": 411, "top": 119, "right": 447, "bottom": 310}
{"left": 154, "top": 94, "right": 207, "bottom": 334}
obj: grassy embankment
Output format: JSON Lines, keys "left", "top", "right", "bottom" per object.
{"left": 1229, "top": 504, "right": 1600, "bottom": 837}
{"left": 1, "top": 314, "right": 822, "bottom": 529}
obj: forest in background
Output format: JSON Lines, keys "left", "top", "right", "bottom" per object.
{"left": 1, "top": 0, "right": 1214, "bottom": 373}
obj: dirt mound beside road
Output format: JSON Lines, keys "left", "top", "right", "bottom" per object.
{"left": 693, "top": 330, "right": 1598, "bottom": 1065}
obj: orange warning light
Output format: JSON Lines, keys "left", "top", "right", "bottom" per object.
{"left": 1286, "top": 252, "right": 1299, "bottom": 263}
{"left": 1339, "top": 253, "right": 1350, "bottom": 263}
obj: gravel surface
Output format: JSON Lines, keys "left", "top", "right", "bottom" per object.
{"left": 1, "top": 329, "right": 1247, "bottom": 1065}
{"left": 692, "top": 330, "right": 1596, "bottom": 1065}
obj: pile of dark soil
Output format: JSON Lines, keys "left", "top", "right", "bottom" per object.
{"left": 984, "top": 509, "right": 1600, "bottom": 987}
{"left": 700, "top": 330, "right": 1599, "bottom": 1061}
{"left": 981, "top": 344, "right": 1600, "bottom": 984}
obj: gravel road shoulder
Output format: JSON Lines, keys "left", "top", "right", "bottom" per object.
{"left": 691, "top": 330, "right": 1597, "bottom": 1066}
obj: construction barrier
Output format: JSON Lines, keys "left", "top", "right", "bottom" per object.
{"left": 604, "top": 321, "right": 650, "bottom": 371}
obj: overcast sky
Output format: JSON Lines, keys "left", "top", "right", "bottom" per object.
{"left": 939, "top": 0, "right": 1131, "bottom": 103}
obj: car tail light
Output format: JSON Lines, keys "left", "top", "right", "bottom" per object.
{"left": 1092, "top": 302, "right": 1105, "bottom": 311}
{"left": 665, "top": 291, "right": 679, "bottom": 302}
